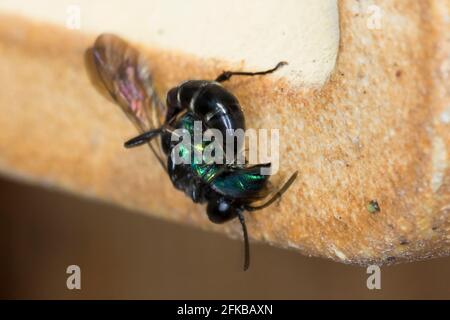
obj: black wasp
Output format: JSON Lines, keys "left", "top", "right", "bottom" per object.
{"left": 90, "top": 34, "right": 297, "bottom": 270}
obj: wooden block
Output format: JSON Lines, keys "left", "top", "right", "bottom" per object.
{"left": 0, "top": 0, "right": 449, "bottom": 265}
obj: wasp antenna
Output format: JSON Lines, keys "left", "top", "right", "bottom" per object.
{"left": 245, "top": 171, "right": 299, "bottom": 212}
{"left": 237, "top": 211, "right": 250, "bottom": 271}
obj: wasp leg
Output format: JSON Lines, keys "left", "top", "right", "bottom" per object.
{"left": 245, "top": 171, "right": 298, "bottom": 211}
{"left": 124, "top": 128, "right": 163, "bottom": 148}
{"left": 124, "top": 119, "right": 182, "bottom": 148}
{"left": 215, "top": 61, "right": 287, "bottom": 82}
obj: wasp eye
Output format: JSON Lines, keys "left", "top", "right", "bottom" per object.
{"left": 206, "top": 197, "right": 238, "bottom": 224}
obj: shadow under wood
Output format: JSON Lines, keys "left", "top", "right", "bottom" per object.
{"left": 0, "top": 176, "right": 449, "bottom": 299}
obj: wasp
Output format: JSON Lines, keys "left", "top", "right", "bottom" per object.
{"left": 89, "top": 34, "right": 297, "bottom": 270}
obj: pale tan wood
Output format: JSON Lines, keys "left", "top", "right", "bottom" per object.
{"left": 0, "top": 0, "right": 449, "bottom": 265}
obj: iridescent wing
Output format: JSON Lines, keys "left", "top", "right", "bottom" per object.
{"left": 90, "top": 33, "right": 167, "bottom": 169}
